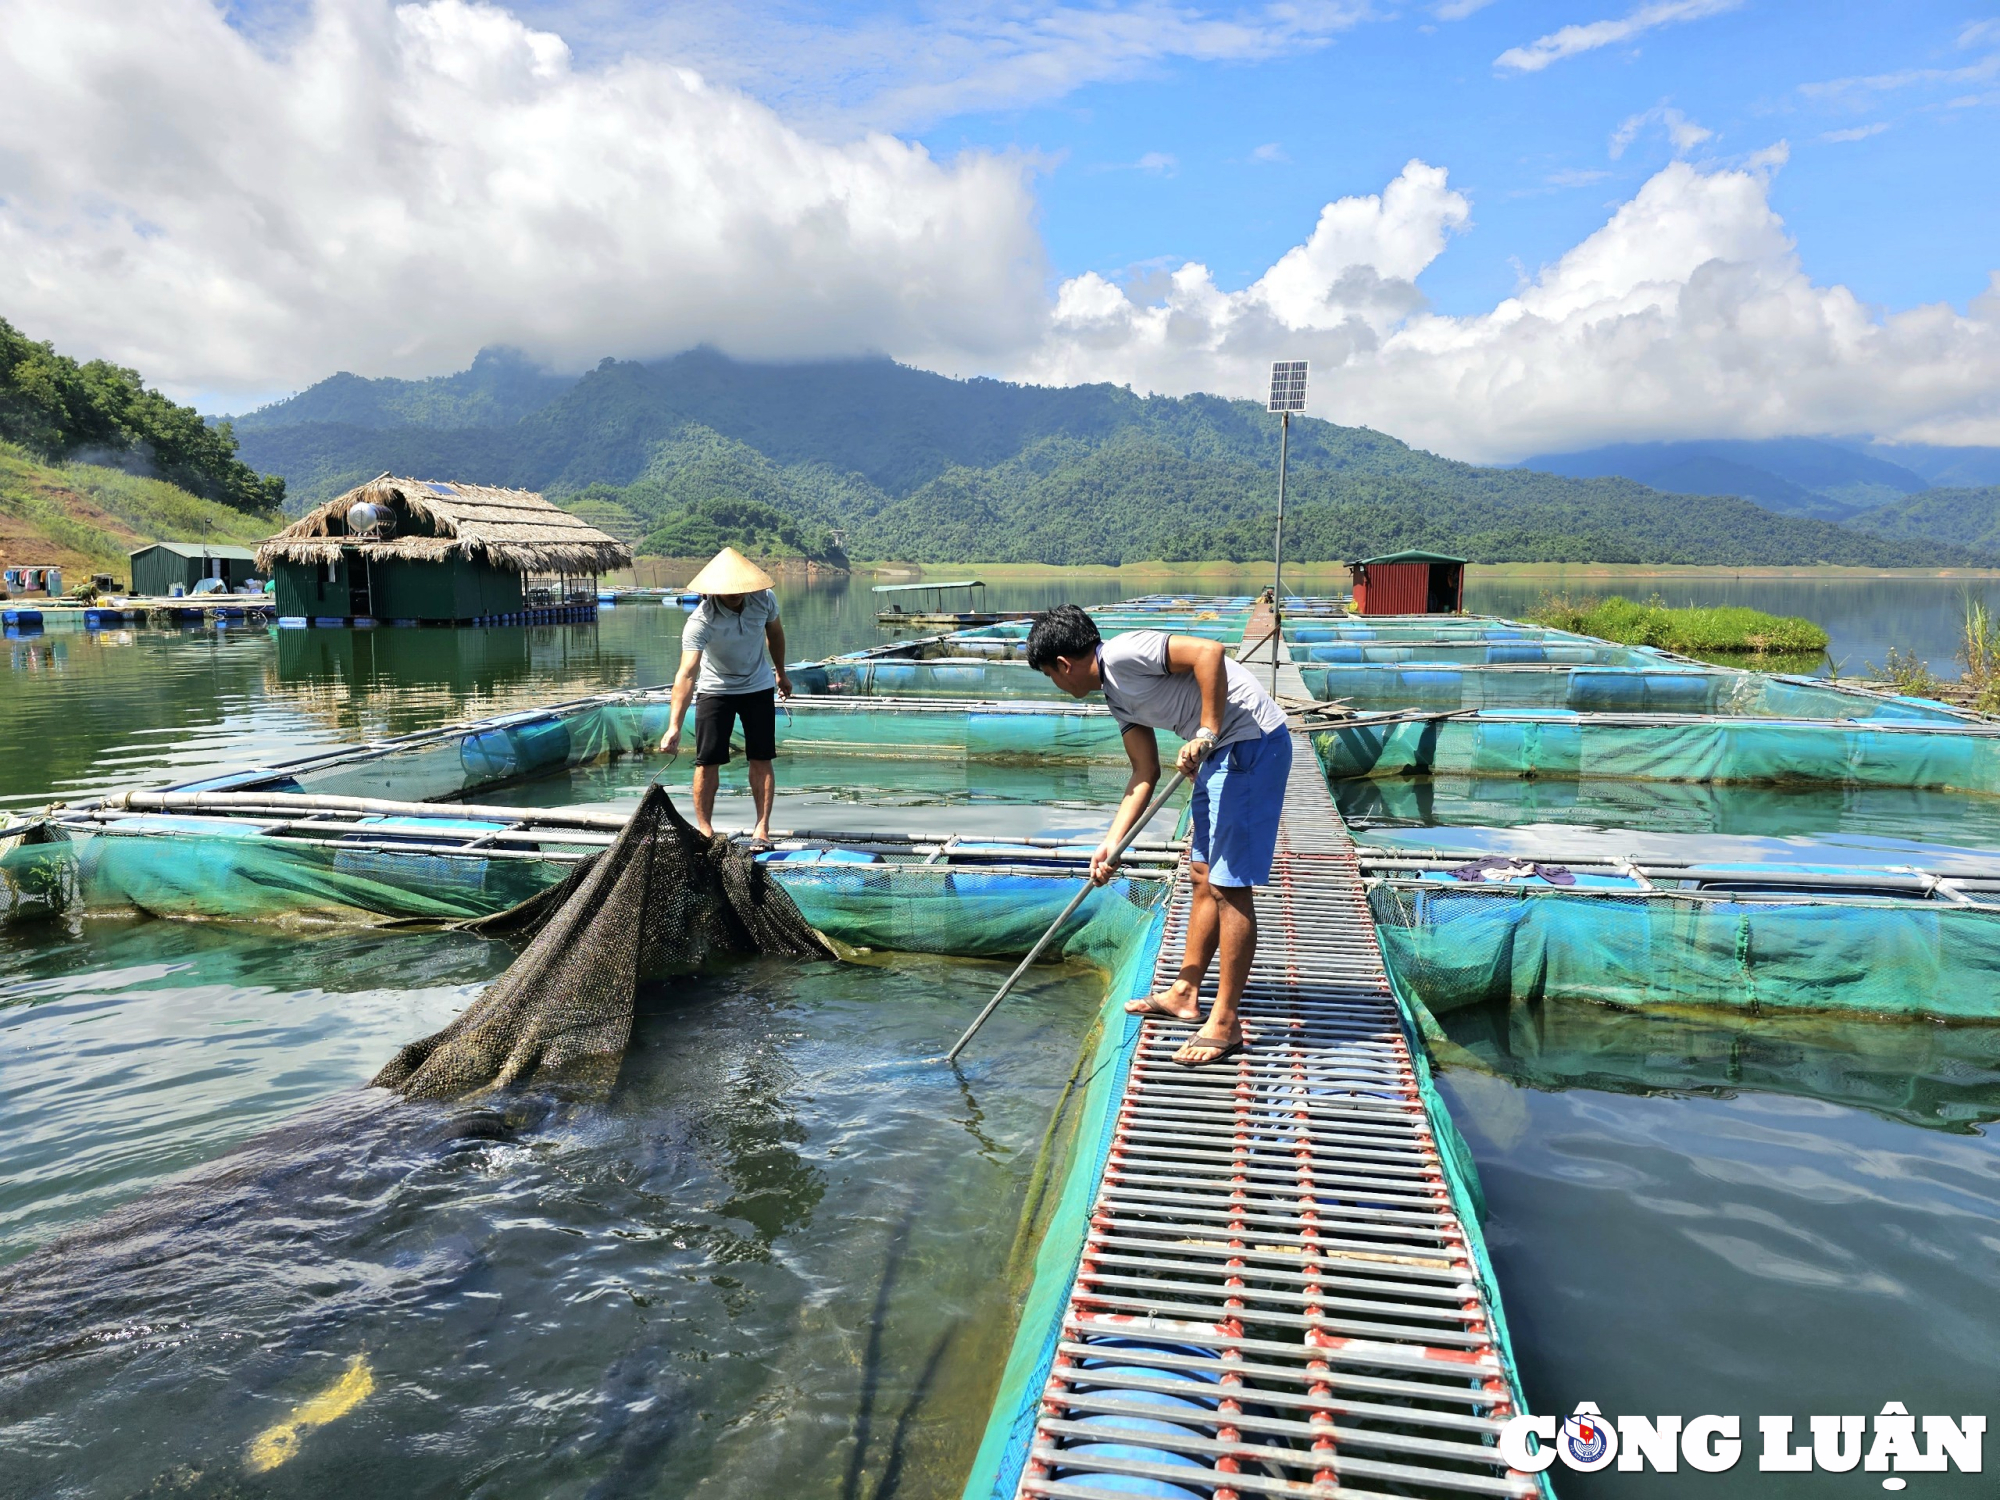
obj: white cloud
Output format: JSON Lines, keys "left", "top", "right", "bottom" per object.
{"left": 1136, "top": 152, "right": 1180, "bottom": 175}
{"left": 8, "top": 0, "right": 1999, "bottom": 463}
{"left": 1545, "top": 167, "right": 1614, "bottom": 187}
{"left": 1820, "top": 122, "right": 1890, "bottom": 143}
{"left": 1250, "top": 142, "right": 1291, "bottom": 163}
{"left": 1434, "top": 0, "right": 1499, "bottom": 18}
{"left": 517, "top": 0, "right": 1377, "bottom": 133}
{"left": 1496, "top": 0, "right": 1738, "bottom": 74}
{"left": 1022, "top": 157, "right": 2000, "bottom": 460}
{"left": 1023, "top": 159, "right": 1469, "bottom": 397}
{"left": 1800, "top": 50, "right": 2000, "bottom": 100}
{"left": 1609, "top": 104, "right": 1713, "bottom": 158}
{"left": 0, "top": 0, "right": 1048, "bottom": 399}
{"left": 1957, "top": 18, "right": 2000, "bottom": 49}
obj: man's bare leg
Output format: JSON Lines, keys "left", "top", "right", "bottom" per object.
{"left": 691, "top": 764, "right": 720, "bottom": 837}
{"left": 1126, "top": 862, "right": 1219, "bottom": 1021}
{"left": 747, "top": 759, "right": 776, "bottom": 841}
{"left": 1175, "top": 885, "right": 1255, "bottom": 1065}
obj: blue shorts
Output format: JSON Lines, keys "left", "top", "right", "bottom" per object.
{"left": 1189, "top": 726, "right": 1292, "bottom": 887}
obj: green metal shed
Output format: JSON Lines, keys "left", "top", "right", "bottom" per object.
{"left": 128, "top": 543, "right": 262, "bottom": 597}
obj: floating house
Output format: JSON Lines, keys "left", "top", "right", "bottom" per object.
{"left": 128, "top": 542, "right": 261, "bottom": 598}
{"left": 258, "top": 477, "right": 631, "bottom": 626}
{"left": 1346, "top": 548, "right": 1466, "bottom": 616}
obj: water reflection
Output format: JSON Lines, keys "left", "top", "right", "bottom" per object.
{"left": 0, "top": 952, "right": 1100, "bottom": 1499}
{"left": 1466, "top": 573, "right": 2000, "bottom": 681}
{"left": 1333, "top": 773, "right": 2000, "bottom": 851}
{"left": 1437, "top": 992, "right": 2000, "bottom": 1133}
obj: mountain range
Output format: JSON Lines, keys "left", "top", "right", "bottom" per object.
{"left": 226, "top": 349, "right": 2000, "bottom": 569}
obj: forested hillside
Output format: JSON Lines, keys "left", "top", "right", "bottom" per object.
{"left": 1849, "top": 487, "right": 2000, "bottom": 555}
{"left": 0, "top": 442, "right": 274, "bottom": 580}
{"left": 1518, "top": 438, "right": 1930, "bottom": 521}
{"left": 232, "top": 349, "right": 1994, "bottom": 568}
{"left": 1, "top": 318, "right": 283, "bottom": 513}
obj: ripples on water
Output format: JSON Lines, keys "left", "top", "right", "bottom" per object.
{"left": 1443, "top": 1058, "right": 2000, "bottom": 1498}
{"left": 11, "top": 576, "right": 2000, "bottom": 1493}
{"left": 0, "top": 942, "right": 1100, "bottom": 1497}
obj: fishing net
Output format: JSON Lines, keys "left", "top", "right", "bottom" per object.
{"left": 0, "top": 817, "right": 75, "bottom": 922}
{"left": 1369, "top": 879, "right": 2000, "bottom": 1024}
{"left": 1299, "top": 664, "right": 1968, "bottom": 721}
{"left": 1313, "top": 713, "right": 2000, "bottom": 791}
{"left": 371, "top": 784, "right": 834, "bottom": 1100}
{"left": 1294, "top": 640, "right": 1658, "bottom": 666}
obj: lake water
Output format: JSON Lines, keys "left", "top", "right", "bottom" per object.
{"left": 1464, "top": 571, "right": 2000, "bottom": 680}
{"left": 5, "top": 568, "right": 2000, "bottom": 1493}
{"left": 7, "top": 568, "right": 2000, "bottom": 813}
{"left": 0, "top": 937, "right": 1106, "bottom": 1497}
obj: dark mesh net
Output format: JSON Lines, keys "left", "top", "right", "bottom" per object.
{"left": 372, "top": 785, "right": 834, "bottom": 1100}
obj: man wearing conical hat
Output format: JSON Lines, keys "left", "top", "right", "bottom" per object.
{"left": 657, "top": 547, "right": 791, "bottom": 844}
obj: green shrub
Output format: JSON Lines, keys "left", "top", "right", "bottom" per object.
{"left": 1525, "top": 593, "right": 1830, "bottom": 656}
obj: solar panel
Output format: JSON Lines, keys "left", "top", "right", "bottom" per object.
{"left": 1268, "top": 359, "right": 1308, "bottom": 413}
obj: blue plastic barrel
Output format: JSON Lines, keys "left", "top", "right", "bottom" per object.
{"left": 1565, "top": 670, "right": 1648, "bottom": 712}
{"left": 1641, "top": 672, "right": 1717, "bottom": 712}
{"left": 1396, "top": 668, "right": 1464, "bottom": 706}
{"left": 1052, "top": 1338, "right": 1226, "bottom": 1497}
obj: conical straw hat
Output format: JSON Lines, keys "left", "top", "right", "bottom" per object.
{"left": 685, "top": 546, "right": 775, "bottom": 595}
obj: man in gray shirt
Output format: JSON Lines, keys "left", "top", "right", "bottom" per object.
{"left": 1029, "top": 604, "right": 1291, "bottom": 1067}
{"left": 657, "top": 548, "right": 791, "bottom": 844}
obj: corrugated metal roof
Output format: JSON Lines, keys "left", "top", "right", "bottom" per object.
{"left": 129, "top": 542, "right": 261, "bottom": 561}
{"left": 1353, "top": 549, "right": 1468, "bottom": 566}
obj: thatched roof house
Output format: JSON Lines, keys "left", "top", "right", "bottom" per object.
{"left": 260, "top": 476, "right": 630, "bottom": 625}
{"left": 258, "top": 475, "right": 630, "bottom": 576}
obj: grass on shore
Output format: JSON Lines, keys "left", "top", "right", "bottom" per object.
{"left": 1860, "top": 601, "right": 2000, "bottom": 715}
{"left": 1526, "top": 593, "right": 1830, "bottom": 657}
{"left": 0, "top": 440, "right": 275, "bottom": 579}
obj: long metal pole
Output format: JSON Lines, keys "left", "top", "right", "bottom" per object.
{"left": 1272, "top": 409, "right": 1289, "bottom": 693}
{"left": 945, "top": 769, "right": 1188, "bottom": 1063}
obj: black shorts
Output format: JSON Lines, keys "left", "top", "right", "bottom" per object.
{"left": 694, "top": 689, "right": 777, "bottom": 766}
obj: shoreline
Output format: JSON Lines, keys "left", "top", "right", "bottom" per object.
{"left": 854, "top": 561, "right": 2000, "bottom": 582}
{"left": 608, "top": 557, "right": 2000, "bottom": 589}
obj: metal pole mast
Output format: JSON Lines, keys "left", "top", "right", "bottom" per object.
{"left": 1271, "top": 408, "right": 1288, "bottom": 693}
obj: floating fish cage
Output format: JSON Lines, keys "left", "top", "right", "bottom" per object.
{"left": 1286, "top": 616, "right": 1587, "bottom": 645}
{"left": 799, "top": 597, "right": 1263, "bottom": 698}
{"left": 0, "top": 681, "right": 1154, "bottom": 926}
{"left": 1363, "top": 851, "right": 2000, "bottom": 1025}
{"left": 1301, "top": 662, "right": 1971, "bottom": 719}
{"left": 13, "top": 595, "right": 1994, "bottom": 1498}
{"left": 1312, "top": 704, "right": 1998, "bottom": 788}
{"left": 1284, "top": 617, "right": 2000, "bottom": 1043}
{"left": 1293, "top": 639, "right": 1678, "bottom": 666}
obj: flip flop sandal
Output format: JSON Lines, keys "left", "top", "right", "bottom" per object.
{"left": 1125, "top": 994, "right": 1198, "bottom": 1020}
{"left": 1172, "top": 1033, "right": 1245, "bottom": 1068}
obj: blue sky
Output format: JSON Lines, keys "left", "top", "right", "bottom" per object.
{"left": 498, "top": 0, "right": 2000, "bottom": 316}
{"left": 994, "top": 3, "right": 1996, "bottom": 316}
{"left": 4, "top": 0, "right": 1997, "bottom": 456}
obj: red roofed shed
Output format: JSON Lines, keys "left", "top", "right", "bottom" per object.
{"left": 1346, "top": 551, "right": 1466, "bottom": 616}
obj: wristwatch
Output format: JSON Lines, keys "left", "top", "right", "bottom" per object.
{"left": 1194, "top": 727, "right": 1218, "bottom": 744}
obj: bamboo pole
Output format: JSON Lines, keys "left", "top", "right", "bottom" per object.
{"left": 946, "top": 770, "right": 1189, "bottom": 1064}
